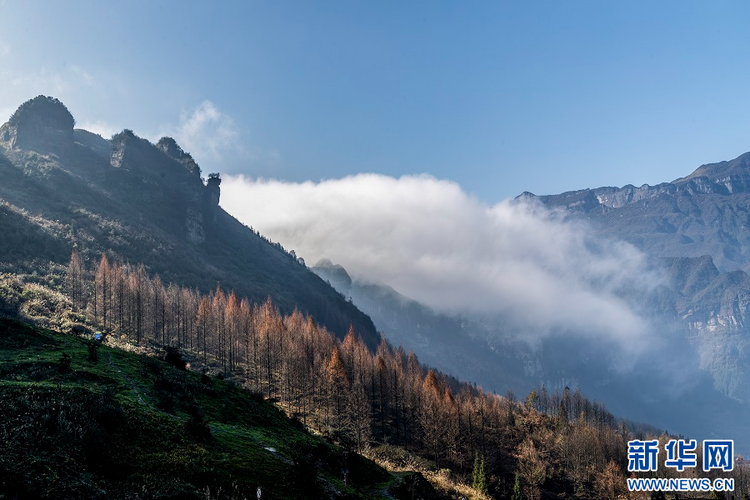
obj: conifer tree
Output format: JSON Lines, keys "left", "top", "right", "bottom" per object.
{"left": 196, "top": 297, "right": 211, "bottom": 365}
{"left": 93, "top": 253, "right": 112, "bottom": 327}
{"left": 225, "top": 291, "right": 240, "bottom": 371}
{"left": 472, "top": 452, "right": 487, "bottom": 495}
{"left": 326, "top": 346, "right": 349, "bottom": 437}
{"left": 512, "top": 472, "right": 525, "bottom": 500}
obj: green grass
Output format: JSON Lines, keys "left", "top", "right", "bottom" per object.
{"left": 0, "top": 318, "right": 393, "bottom": 500}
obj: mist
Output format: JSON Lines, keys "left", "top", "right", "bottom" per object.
{"left": 221, "top": 173, "right": 666, "bottom": 353}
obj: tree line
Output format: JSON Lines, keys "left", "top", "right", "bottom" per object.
{"left": 65, "top": 252, "right": 746, "bottom": 499}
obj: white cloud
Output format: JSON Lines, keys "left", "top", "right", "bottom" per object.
{"left": 158, "top": 101, "right": 282, "bottom": 175}
{"left": 164, "top": 101, "right": 240, "bottom": 168}
{"left": 222, "top": 173, "right": 661, "bottom": 353}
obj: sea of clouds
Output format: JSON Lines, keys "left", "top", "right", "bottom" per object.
{"left": 222, "top": 173, "right": 663, "bottom": 354}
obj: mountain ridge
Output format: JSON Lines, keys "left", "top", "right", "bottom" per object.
{"left": 0, "top": 95, "right": 379, "bottom": 347}
{"left": 528, "top": 150, "right": 750, "bottom": 211}
{"left": 524, "top": 150, "right": 750, "bottom": 278}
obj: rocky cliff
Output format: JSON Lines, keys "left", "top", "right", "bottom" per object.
{"left": 0, "top": 96, "right": 380, "bottom": 347}
{"left": 0, "top": 96, "right": 75, "bottom": 158}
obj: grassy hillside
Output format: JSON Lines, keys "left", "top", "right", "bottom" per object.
{"left": 0, "top": 317, "right": 390, "bottom": 500}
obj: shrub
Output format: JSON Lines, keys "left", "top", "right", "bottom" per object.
{"left": 185, "top": 403, "right": 211, "bottom": 440}
{"left": 59, "top": 352, "right": 72, "bottom": 373}
{"left": 86, "top": 340, "right": 99, "bottom": 363}
{"left": 163, "top": 346, "right": 187, "bottom": 370}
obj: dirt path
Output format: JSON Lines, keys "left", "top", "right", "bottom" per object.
{"left": 372, "top": 475, "right": 399, "bottom": 500}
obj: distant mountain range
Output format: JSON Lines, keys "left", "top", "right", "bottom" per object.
{"left": 529, "top": 151, "right": 750, "bottom": 273}
{"left": 0, "top": 95, "right": 378, "bottom": 347}
{"left": 528, "top": 153, "right": 750, "bottom": 403}
{"left": 314, "top": 152, "right": 750, "bottom": 449}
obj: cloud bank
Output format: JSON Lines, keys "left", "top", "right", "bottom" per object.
{"left": 222, "top": 173, "right": 661, "bottom": 351}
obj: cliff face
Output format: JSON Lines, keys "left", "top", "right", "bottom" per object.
{"left": 658, "top": 256, "right": 750, "bottom": 402}
{"left": 533, "top": 152, "right": 750, "bottom": 215}
{"left": 110, "top": 130, "right": 202, "bottom": 188}
{"left": 532, "top": 178, "right": 736, "bottom": 215}
{"left": 0, "top": 96, "right": 75, "bottom": 158}
{"left": 156, "top": 136, "right": 201, "bottom": 177}
{"left": 107, "top": 129, "right": 221, "bottom": 247}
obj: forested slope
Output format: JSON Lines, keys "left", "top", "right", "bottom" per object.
{"left": 0, "top": 96, "right": 378, "bottom": 347}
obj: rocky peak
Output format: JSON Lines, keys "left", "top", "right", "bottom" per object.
{"left": 111, "top": 130, "right": 198, "bottom": 181}
{"left": 156, "top": 137, "right": 201, "bottom": 177}
{"left": 674, "top": 151, "right": 750, "bottom": 194}
{"left": 109, "top": 129, "right": 206, "bottom": 207}
{"left": 0, "top": 95, "right": 75, "bottom": 158}
{"left": 311, "top": 259, "right": 353, "bottom": 294}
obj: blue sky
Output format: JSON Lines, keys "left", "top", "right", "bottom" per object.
{"left": 2, "top": 1, "right": 750, "bottom": 202}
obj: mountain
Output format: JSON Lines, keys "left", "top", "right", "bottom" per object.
{"left": 2, "top": 95, "right": 746, "bottom": 496}
{"left": 312, "top": 259, "right": 533, "bottom": 392}
{"left": 313, "top": 151, "right": 750, "bottom": 450}
{"left": 312, "top": 257, "right": 750, "bottom": 450}
{"left": 526, "top": 151, "right": 750, "bottom": 403}
{"left": 529, "top": 151, "right": 750, "bottom": 273}
{"left": 0, "top": 96, "right": 378, "bottom": 348}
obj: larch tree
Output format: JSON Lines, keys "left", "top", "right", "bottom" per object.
{"left": 211, "top": 286, "right": 227, "bottom": 372}
{"left": 65, "top": 251, "right": 86, "bottom": 311}
{"left": 517, "top": 438, "right": 546, "bottom": 500}
{"left": 420, "top": 369, "right": 443, "bottom": 465}
{"left": 225, "top": 291, "right": 240, "bottom": 372}
{"left": 94, "top": 253, "right": 111, "bottom": 328}
{"left": 196, "top": 296, "right": 211, "bottom": 365}
{"left": 326, "top": 345, "right": 349, "bottom": 438}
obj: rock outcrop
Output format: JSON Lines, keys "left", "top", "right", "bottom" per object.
{"left": 157, "top": 137, "right": 201, "bottom": 177}
{"left": 110, "top": 130, "right": 209, "bottom": 199}
{"left": 0, "top": 96, "right": 75, "bottom": 158}
{"left": 204, "top": 173, "right": 221, "bottom": 207}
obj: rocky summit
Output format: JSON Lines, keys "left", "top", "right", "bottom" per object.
{"left": 0, "top": 96, "right": 75, "bottom": 158}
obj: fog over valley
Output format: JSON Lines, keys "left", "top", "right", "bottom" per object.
{"left": 222, "top": 173, "right": 660, "bottom": 353}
